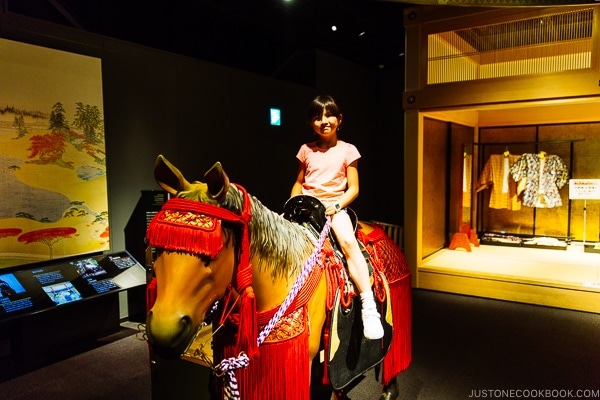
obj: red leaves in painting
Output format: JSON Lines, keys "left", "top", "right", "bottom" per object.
{"left": 99, "top": 227, "right": 110, "bottom": 239}
{"left": 18, "top": 227, "right": 77, "bottom": 259}
{"left": 0, "top": 228, "right": 23, "bottom": 239}
{"left": 27, "top": 132, "right": 66, "bottom": 163}
{"left": 18, "top": 227, "right": 77, "bottom": 244}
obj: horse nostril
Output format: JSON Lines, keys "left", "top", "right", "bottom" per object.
{"left": 178, "top": 315, "right": 192, "bottom": 334}
{"left": 146, "top": 312, "right": 195, "bottom": 359}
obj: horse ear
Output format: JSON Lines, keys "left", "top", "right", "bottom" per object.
{"left": 204, "top": 161, "right": 229, "bottom": 202}
{"left": 154, "top": 154, "right": 192, "bottom": 195}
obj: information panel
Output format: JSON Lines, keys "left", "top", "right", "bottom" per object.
{"left": 0, "top": 251, "right": 145, "bottom": 321}
{"left": 569, "top": 179, "right": 600, "bottom": 200}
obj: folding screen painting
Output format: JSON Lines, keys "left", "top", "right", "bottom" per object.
{"left": 0, "top": 38, "right": 108, "bottom": 269}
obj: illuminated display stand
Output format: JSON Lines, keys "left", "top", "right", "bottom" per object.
{"left": 0, "top": 251, "right": 146, "bottom": 380}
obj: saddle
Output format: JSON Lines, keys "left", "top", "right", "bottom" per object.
{"left": 283, "top": 195, "right": 360, "bottom": 260}
{"left": 283, "top": 195, "right": 393, "bottom": 390}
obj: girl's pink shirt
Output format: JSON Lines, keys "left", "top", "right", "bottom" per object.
{"left": 296, "top": 140, "right": 361, "bottom": 202}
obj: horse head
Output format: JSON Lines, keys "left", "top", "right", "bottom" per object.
{"left": 145, "top": 155, "right": 316, "bottom": 359}
{"left": 145, "top": 155, "right": 240, "bottom": 358}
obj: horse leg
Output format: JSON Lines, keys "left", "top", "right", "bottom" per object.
{"left": 380, "top": 377, "right": 400, "bottom": 400}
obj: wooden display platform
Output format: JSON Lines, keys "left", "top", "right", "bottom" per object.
{"left": 417, "top": 244, "right": 600, "bottom": 313}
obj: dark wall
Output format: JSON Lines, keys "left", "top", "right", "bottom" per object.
{"left": 0, "top": 12, "right": 405, "bottom": 256}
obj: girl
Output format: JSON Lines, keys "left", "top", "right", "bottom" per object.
{"left": 290, "top": 95, "right": 384, "bottom": 340}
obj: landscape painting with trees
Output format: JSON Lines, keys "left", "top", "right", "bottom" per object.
{"left": 0, "top": 38, "right": 108, "bottom": 269}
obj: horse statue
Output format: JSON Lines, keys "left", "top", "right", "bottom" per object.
{"left": 144, "top": 155, "right": 412, "bottom": 400}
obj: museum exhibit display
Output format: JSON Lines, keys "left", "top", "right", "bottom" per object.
{"left": 403, "top": 5, "right": 600, "bottom": 313}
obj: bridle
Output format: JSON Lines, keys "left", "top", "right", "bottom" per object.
{"left": 147, "top": 182, "right": 256, "bottom": 350}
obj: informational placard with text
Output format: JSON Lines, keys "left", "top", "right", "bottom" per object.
{"left": 569, "top": 179, "right": 600, "bottom": 200}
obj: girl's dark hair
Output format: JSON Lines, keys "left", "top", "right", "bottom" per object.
{"left": 307, "top": 95, "right": 342, "bottom": 122}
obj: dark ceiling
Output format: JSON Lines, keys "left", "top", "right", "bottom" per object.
{"left": 6, "top": 0, "right": 407, "bottom": 79}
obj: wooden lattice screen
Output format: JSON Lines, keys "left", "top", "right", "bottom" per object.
{"left": 427, "top": 7, "right": 594, "bottom": 84}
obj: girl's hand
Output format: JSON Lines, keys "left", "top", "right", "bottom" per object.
{"left": 325, "top": 203, "right": 341, "bottom": 216}
{"left": 325, "top": 204, "right": 336, "bottom": 216}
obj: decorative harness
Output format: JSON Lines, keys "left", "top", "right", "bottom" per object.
{"left": 146, "top": 184, "right": 332, "bottom": 400}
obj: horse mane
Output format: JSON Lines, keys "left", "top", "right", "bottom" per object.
{"left": 222, "top": 185, "right": 315, "bottom": 281}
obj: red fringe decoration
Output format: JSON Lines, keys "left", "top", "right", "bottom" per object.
{"left": 381, "top": 275, "right": 413, "bottom": 386}
{"left": 237, "top": 287, "right": 259, "bottom": 359}
{"left": 146, "top": 209, "right": 224, "bottom": 258}
{"left": 216, "top": 308, "right": 311, "bottom": 400}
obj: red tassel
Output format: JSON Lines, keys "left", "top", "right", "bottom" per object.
{"left": 381, "top": 275, "right": 413, "bottom": 386}
{"left": 237, "top": 287, "right": 259, "bottom": 359}
{"left": 146, "top": 277, "right": 157, "bottom": 312}
{"left": 322, "top": 332, "right": 330, "bottom": 385}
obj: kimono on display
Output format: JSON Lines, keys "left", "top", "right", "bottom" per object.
{"left": 476, "top": 152, "right": 522, "bottom": 210}
{"left": 509, "top": 151, "right": 569, "bottom": 208}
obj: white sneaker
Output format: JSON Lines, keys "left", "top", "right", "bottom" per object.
{"left": 362, "top": 307, "right": 384, "bottom": 340}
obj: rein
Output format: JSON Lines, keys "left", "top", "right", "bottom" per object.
{"left": 257, "top": 216, "right": 331, "bottom": 344}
